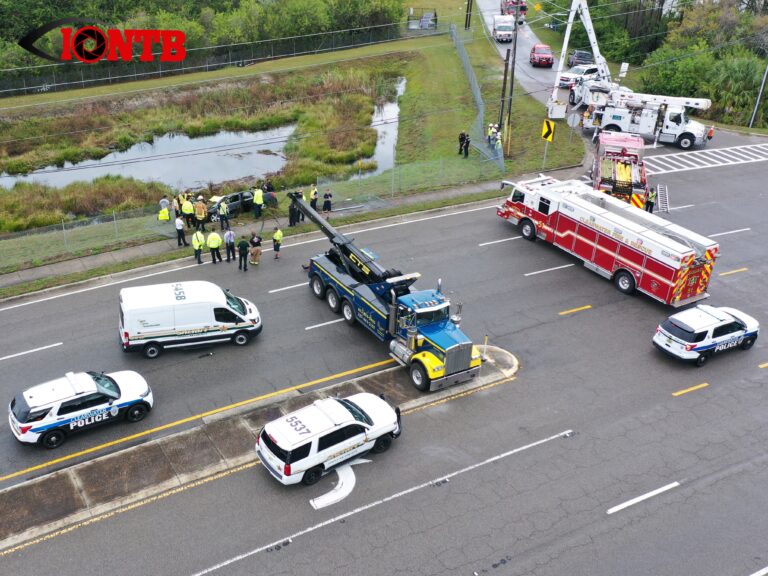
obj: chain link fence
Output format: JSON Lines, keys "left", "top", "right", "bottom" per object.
{"left": 0, "top": 19, "right": 446, "bottom": 98}
{"left": 0, "top": 207, "right": 174, "bottom": 273}
{"left": 449, "top": 24, "right": 505, "bottom": 170}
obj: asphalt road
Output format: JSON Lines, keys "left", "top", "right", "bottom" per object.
{"left": 1, "top": 131, "right": 767, "bottom": 574}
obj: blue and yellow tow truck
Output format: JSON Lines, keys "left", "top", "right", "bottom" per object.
{"left": 289, "top": 193, "right": 482, "bottom": 391}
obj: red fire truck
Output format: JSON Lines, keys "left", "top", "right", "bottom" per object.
{"left": 497, "top": 176, "right": 719, "bottom": 306}
{"left": 501, "top": 0, "right": 526, "bottom": 23}
{"left": 592, "top": 132, "right": 648, "bottom": 208}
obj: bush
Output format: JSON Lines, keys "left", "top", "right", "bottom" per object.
{"left": 640, "top": 42, "right": 716, "bottom": 98}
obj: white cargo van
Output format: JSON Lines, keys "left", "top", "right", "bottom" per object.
{"left": 119, "top": 281, "right": 262, "bottom": 358}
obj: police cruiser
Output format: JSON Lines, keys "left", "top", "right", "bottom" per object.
{"left": 256, "top": 393, "right": 401, "bottom": 486}
{"left": 8, "top": 370, "right": 153, "bottom": 449}
{"left": 653, "top": 305, "right": 759, "bottom": 367}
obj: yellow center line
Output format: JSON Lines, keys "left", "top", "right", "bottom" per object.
{"left": 672, "top": 382, "right": 709, "bottom": 397}
{"left": 559, "top": 305, "right": 592, "bottom": 316}
{"left": 0, "top": 358, "right": 395, "bottom": 484}
{"left": 759, "top": 362, "right": 768, "bottom": 369}
{"left": 0, "top": 372, "right": 517, "bottom": 557}
{"left": 719, "top": 267, "right": 748, "bottom": 277}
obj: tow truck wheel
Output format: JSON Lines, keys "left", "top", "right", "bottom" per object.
{"left": 341, "top": 300, "right": 355, "bottom": 325}
{"left": 520, "top": 219, "right": 536, "bottom": 241}
{"left": 310, "top": 275, "right": 325, "bottom": 299}
{"left": 741, "top": 336, "right": 756, "bottom": 350}
{"left": 40, "top": 429, "right": 66, "bottom": 449}
{"left": 677, "top": 134, "right": 695, "bottom": 150}
{"left": 410, "top": 363, "right": 430, "bottom": 392}
{"left": 614, "top": 270, "right": 636, "bottom": 294}
{"left": 326, "top": 288, "right": 341, "bottom": 313}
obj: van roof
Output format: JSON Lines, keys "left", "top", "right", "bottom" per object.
{"left": 120, "top": 281, "right": 226, "bottom": 310}
{"left": 266, "top": 398, "right": 355, "bottom": 449}
{"left": 23, "top": 372, "right": 97, "bottom": 409}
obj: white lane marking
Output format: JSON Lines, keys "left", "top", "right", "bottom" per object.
{"left": 606, "top": 481, "right": 680, "bottom": 515}
{"left": 268, "top": 282, "right": 306, "bottom": 294}
{"left": 189, "top": 430, "right": 572, "bottom": 576}
{"left": 524, "top": 264, "right": 575, "bottom": 277}
{"left": 709, "top": 227, "right": 751, "bottom": 238}
{"left": 305, "top": 318, "right": 345, "bottom": 331}
{"left": 668, "top": 204, "right": 695, "bottom": 211}
{"left": 0, "top": 342, "right": 63, "bottom": 362}
{"left": 748, "top": 566, "right": 768, "bottom": 576}
{"left": 0, "top": 262, "right": 207, "bottom": 313}
{"left": 478, "top": 236, "right": 521, "bottom": 247}
{"left": 1, "top": 205, "right": 496, "bottom": 314}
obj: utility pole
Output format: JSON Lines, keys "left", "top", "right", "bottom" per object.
{"left": 503, "top": 6, "right": 520, "bottom": 154}
{"left": 749, "top": 59, "right": 768, "bottom": 128}
{"left": 465, "top": 0, "right": 474, "bottom": 30}
{"left": 499, "top": 49, "right": 511, "bottom": 128}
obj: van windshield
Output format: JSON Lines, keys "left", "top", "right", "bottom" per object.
{"left": 225, "top": 291, "right": 246, "bottom": 315}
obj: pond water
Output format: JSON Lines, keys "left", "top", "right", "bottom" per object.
{"left": 1, "top": 78, "right": 407, "bottom": 190}
{"left": 0, "top": 125, "right": 296, "bottom": 190}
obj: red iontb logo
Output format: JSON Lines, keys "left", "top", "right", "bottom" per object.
{"left": 19, "top": 17, "right": 186, "bottom": 63}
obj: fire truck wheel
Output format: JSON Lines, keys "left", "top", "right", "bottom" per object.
{"left": 410, "top": 363, "right": 430, "bottom": 392}
{"left": 326, "top": 288, "right": 341, "bottom": 313}
{"left": 603, "top": 124, "right": 621, "bottom": 133}
{"left": 741, "top": 336, "right": 756, "bottom": 350}
{"left": 695, "top": 353, "right": 709, "bottom": 367}
{"left": 341, "top": 300, "right": 356, "bottom": 325}
{"left": 520, "top": 219, "right": 536, "bottom": 241}
{"left": 614, "top": 270, "right": 636, "bottom": 294}
{"left": 310, "top": 275, "right": 325, "bottom": 299}
{"left": 677, "top": 134, "right": 695, "bottom": 150}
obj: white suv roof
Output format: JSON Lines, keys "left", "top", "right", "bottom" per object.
{"left": 22, "top": 372, "right": 98, "bottom": 409}
{"left": 268, "top": 398, "right": 355, "bottom": 448}
{"left": 672, "top": 305, "right": 734, "bottom": 332}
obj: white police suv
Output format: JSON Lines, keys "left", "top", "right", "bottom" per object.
{"left": 8, "top": 370, "right": 153, "bottom": 449}
{"left": 653, "top": 305, "right": 759, "bottom": 367}
{"left": 255, "top": 393, "right": 401, "bottom": 486}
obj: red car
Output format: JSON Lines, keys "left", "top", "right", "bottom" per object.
{"left": 529, "top": 44, "right": 554, "bottom": 68}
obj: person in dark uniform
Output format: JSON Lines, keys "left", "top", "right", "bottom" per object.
{"left": 458, "top": 131, "right": 466, "bottom": 154}
{"left": 288, "top": 201, "right": 299, "bottom": 227}
{"left": 462, "top": 133, "right": 471, "bottom": 158}
{"left": 238, "top": 235, "right": 250, "bottom": 271}
{"left": 322, "top": 189, "right": 333, "bottom": 218}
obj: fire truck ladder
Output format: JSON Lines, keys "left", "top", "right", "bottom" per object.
{"left": 656, "top": 183, "right": 670, "bottom": 213}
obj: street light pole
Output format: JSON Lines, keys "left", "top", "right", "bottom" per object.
{"left": 503, "top": 6, "right": 520, "bottom": 154}
{"left": 749, "top": 59, "right": 768, "bottom": 129}
{"left": 499, "top": 48, "right": 511, "bottom": 127}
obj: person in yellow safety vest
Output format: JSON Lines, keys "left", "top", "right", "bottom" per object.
{"left": 207, "top": 230, "right": 223, "bottom": 264}
{"left": 158, "top": 195, "right": 171, "bottom": 222}
{"left": 218, "top": 200, "right": 230, "bottom": 231}
{"left": 253, "top": 186, "right": 264, "bottom": 218}
{"left": 644, "top": 187, "right": 657, "bottom": 213}
{"left": 494, "top": 134, "right": 503, "bottom": 155}
{"left": 299, "top": 189, "right": 306, "bottom": 222}
{"left": 191, "top": 229, "right": 206, "bottom": 264}
{"left": 272, "top": 226, "right": 283, "bottom": 260}
{"left": 172, "top": 195, "right": 181, "bottom": 217}
{"left": 181, "top": 197, "right": 195, "bottom": 229}
{"left": 194, "top": 195, "right": 207, "bottom": 232}
{"left": 309, "top": 185, "right": 318, "bottom": 211}
{"left": 487, "top": 123, "right": 494, "bottom": 146}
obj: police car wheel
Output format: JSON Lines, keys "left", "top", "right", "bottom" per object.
{"left": 310, "top": 275, "right": 325, "bottom": 299}
{"left": 302, "top": 467, "right": 323, "bottom": 486}
{"left": 40, "top": 429, "right": 66, "bottom": 449}
{"left": 232, "top": 331, "right": 250, "bottom": 346}
{"left": 326, "top": 289, "right": 341, "bottom": 313}
{"left": 410, "top": 363, "right": 430, "bottom": 392}
{"left": 614, "top": 271, "right": 636, "bottom": 294}
{"left": 126, "top": 403, "right": 149, "bottom": 423}
{"left": 520, "top": 219, "right": 536, "bottom": 241}
{"left": 341, "top": 300, "right": 355, "bottom": 325}
{"left": 741, "top": 337, "right": 756, "bottom": 350}
{"left": 372, "top": 434, "right": 392, "bottom": 454}
{"left": 143, "top": 343, "right": 162, "bottom": 359}
{"left": 695, "top": 353, "right": 709, "bottom": 367}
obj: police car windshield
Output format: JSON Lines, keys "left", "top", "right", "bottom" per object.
{"left": 225, "top": 291, "right": 246, "bottom": 315}
{"left": 88, "top": 372, "right": 120, "bottom": 399}
{"left": 336, "top": 399, "right": 373, "bottom": 426}
{"left": 416, "top": 305, "right": 449, "bottom": 326}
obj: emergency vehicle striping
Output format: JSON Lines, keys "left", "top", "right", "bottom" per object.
{"left": 0, "top": 372, "right": 517, "bottom": 556}
{"left": 719, "top": 267, "right": 748, "bottom": 277}
{"left": 0, "top": 342, "right": 63, "bottom": 362}
{"left": 0, "top": 359, "right": 395, "bottom": 484}
{"left": 630, "top": 194, "right": 644, "bottom": 209}
{"left": 558, "top": 305, "right": 592, "bottom": 316}
{"left": 671, "top": 382, "right": 709, "bottom": 397}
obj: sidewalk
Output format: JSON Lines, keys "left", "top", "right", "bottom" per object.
{"left": 0, "top": 162, "right": 589, "bottom": 291}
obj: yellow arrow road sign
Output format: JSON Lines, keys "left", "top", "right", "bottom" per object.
{"left": 541, "top": 120, "right": 555, "bottom": 142}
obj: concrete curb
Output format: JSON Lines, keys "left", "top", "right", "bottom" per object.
{"left": 0, "top": 346, "right": 518, "bottom": 553}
